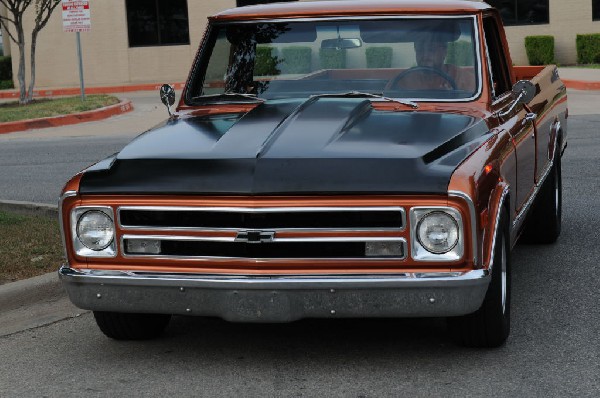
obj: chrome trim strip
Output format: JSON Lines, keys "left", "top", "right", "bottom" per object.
{"left": 512, "top": 158, "right": 554, "bottom": 229}
{"left": 122, "top": 235, "right": 406, "bottom": 244}
{"left": 448, "top": 190, "right": 478, "bottom": 266}
{"left": 60, "top": 266, "right": 489, "bottom": 289}
{"left": 209, "top": 15, "right": 483, "bottom": 103}
{"left": 488, "top": 186, "right": 510, "bottom": 273}
{"left": 551, "top": 121, "right": 561, "bottom": 160}
{"left": 120, "top": 236, "right": 408, "bottom": 261}
{"left": 117, "top": 206, "right": 406, "bottom": 232}
{"left": 58, "top": 191, "right": 78, "bottom": 264}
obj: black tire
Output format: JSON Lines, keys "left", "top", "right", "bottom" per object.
{"left": 521, "top": 152, "right": 562, "bottom": 244}
{"left": 448, "top": 210, "right": 511, "bottom": 348}
{"left": 93, "top": 311, "right": 171, "bottom": 340}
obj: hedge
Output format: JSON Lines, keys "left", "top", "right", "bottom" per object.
{"left": 0, "top": 56, "right": 12, "bottom": 81}
{"left": 255, "top": 46, "right": 280, "bottom": 76}
{"left": 525, "top": 35, "right": 554, "bottom": 66}
{"left": 0, "top": 80, "right": 13, "bottom": 90}
{"left": 319, "top": 48, "right": 346, "bottom": 69}
{"left": 446, "top": 41, "right": 474, "bottom": 66}
{"left": 366, "top": 47, "right": 393, "bottom": 68}
{"left": 280, "top": 46, "right": 312, "bottom": 74}
{"left": 576, "top": 34, "right": 600, "bottom": 64}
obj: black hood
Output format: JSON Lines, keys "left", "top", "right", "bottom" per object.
{"left": 79, "top": 98, "right": 490, "bottom": 195}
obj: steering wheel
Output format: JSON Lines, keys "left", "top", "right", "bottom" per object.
{"left": 386, "top": 66, "right": 457, "bottom": 90}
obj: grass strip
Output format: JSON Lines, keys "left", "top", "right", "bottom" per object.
{"left": 0, "top": 94, "right": 120, "bottom": 123}
{"left": 0, "top": 210, "right": 63, "bottom": 284}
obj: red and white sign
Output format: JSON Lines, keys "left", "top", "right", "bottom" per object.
{"left": 62, "top": 0, "right": 91, "bottom": 33}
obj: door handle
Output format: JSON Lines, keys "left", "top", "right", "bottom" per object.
{"left": 523, "top": 112, "right": 537, "bottom": 125}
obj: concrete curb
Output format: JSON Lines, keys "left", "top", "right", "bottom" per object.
{"left": 0, "top": 99, "right": 134, "bottom": 134}
{"left": 0, "top": 82, "right": 185, "bottom": 99}
{"left": 0, "top": 272, "right": 64, "bottom": 313}
{"left": 562, "top": 79, "right": 600, "bottom": 91}
{"left": 0, "top": 199, "right": 58, "bottom": 218}
{"left": 0, "top": 270, "right": 84, "bottom": 337}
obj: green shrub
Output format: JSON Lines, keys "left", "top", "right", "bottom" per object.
{"left": 525, "top": 35, "right": 554, "bottom": 66}
{"left": 0, "top": 80, "right": 14, "bottom": 90}
{"left": 366, "top": 47, "right": 393, "bottom": 68}
{"left": 576, "top": 34, "right": 600, "bottom": 64}
{"left": 446, "top": 41, "right": 474, "bottom": 66}
{"left": 319, "top": 48, "right": 346, "bottom": 69}
{"left": 280, "top": 46, "right": 312, "bottom": 74}
{"left": 254, "top": 46, "right": 280, "bottom": 76}
{"left": 0, "top": 56, "right": 12, "bottom": 81}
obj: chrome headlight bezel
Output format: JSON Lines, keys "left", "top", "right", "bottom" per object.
{"left": 70, "top": 206, "right": 117, "bottom": 257}
{"left": 410, "top": 207, "right": 464, "bottom": 261}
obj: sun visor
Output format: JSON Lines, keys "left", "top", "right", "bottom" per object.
{"left": 226, "top": 23, "right": 317, "bottom": 44}
{"left": 360, "top": 19, "right": 462, "bottom": 43}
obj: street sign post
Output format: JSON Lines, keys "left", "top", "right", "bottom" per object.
{"left": 62, "top": 0, "right": 91, "bottom": 101}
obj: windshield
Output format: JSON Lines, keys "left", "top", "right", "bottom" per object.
{"left": 187, "top": 17, "right": 480, "bottom": 104}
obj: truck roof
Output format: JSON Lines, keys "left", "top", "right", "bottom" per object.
{"left": 211, "top": 0, "right": 492, "bottom": 21}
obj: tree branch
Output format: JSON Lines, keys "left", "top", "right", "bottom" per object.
{"left": 33, "top": 0, "right": 61, "bottom": 32}
{"left": 0, "top": 18, "right": 18, "bottom": 44}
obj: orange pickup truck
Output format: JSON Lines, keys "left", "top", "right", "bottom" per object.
{"left": 58, "top": 0, "right": 567, "bottom": 347}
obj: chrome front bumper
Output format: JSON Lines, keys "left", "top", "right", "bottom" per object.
{"left": 59, "top": 266, "right": 490, "bottom": 322}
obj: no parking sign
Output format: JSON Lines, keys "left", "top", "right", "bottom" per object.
{"left": 62, "top": 0, "right": 91, "bottom": 33}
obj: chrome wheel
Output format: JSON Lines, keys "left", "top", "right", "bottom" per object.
{"left": 554, "top": 168, "right": 560, "bottom": 218}
{"left": 500, "top": 234, "right": 507, "bottom": 314}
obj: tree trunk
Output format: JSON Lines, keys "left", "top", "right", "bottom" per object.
{"left": 26, "top": 30, "right": 38, "bottom": 103}
{"left": 17, "top": 28, "right": 26, "bottom": 105}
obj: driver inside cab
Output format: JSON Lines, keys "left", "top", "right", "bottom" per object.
{"left": 392, "top": 36, "right": 476, "bottom": 92}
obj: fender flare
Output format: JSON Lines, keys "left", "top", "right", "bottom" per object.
{"left": 482, "top": 182, "right": 510, "bottom": 272}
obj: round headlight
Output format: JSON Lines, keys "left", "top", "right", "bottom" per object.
{"left": 76, "top": 210, "right": 114, "bottom": 251}
{"left": 417, "top": 211, "right": 459, "bottom": 254}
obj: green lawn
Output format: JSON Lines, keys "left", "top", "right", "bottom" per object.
{"left": 0, "top": 94, "right": 120, "bottom": 123}
{"left": 0, "top": 211, "right": 63, "bottom": 284}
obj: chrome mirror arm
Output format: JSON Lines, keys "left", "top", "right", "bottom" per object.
{"left": 159, "top": 84, "right": 176, "bottom": 117}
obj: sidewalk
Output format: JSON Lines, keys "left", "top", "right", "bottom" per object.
{"left": 558, "top": 67, "right": 600, "bottom": 90}
{"left": 0, "top": 90, "right": 171, "bottom": 140}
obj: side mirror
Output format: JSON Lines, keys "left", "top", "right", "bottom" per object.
{"left": 499, "top": 80, "right": 536, "bottom": 119}
{"left": 512, "top": 80, "right": 536, "bottom": 104}
{"left": 321, "top": 38, "right": 362, "bottom": 50}
{"left": 159, "top": 84, "right": 176, "bottom": 116}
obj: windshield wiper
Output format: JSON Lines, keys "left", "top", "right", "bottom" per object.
{"left": 191, "top": 92, "right": 266, "bottom": 103}
{"left": 310, "top": 91, "right": 418, "bottom": 109}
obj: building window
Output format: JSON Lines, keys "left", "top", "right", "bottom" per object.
{"left": 126, "top": 0, "right": 190, "bottom": 47}
{"left": 488, "top": 0, "right": 549, "bottom": 26}
{"left": 594, "top": 0, "right": 600, "bottom": 21}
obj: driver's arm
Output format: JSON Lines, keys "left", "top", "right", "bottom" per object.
{"left": 444, "top": 64, "right": 476, "bottom": 92}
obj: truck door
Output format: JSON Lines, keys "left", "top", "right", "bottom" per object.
{"left": 509, "top": 107, "right": 537, "bottom": 210}
{"left": 483, "top": 15, "right": 537, "bottom": 214}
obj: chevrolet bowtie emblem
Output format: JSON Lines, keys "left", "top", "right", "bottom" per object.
{"left": 235, "top": 230, "right": 275, "bottom": 244}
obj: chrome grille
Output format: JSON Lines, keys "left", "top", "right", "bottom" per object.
{"left": 118, "top": 207, "right": 406, "bottom": 261}
{"left": 118, "top": 207, "right": 405, "bottom": 231}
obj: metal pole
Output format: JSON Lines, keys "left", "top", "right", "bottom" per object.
{"left": 76, "top": 32, "right": 85, "bottom": 101}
